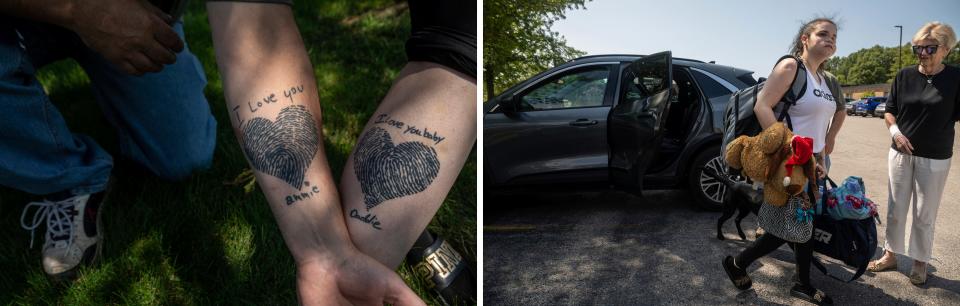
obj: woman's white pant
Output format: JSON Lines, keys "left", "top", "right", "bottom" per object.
{"left": 884, "top": 148, "right": 952, "bottom": 262}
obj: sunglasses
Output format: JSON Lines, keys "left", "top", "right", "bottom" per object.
{"left": 912, "top": 45, "right": 939, "bottom": 55}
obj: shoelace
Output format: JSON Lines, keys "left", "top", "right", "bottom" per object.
{"left": 20, "top": 197, "right": 79, "bottom": 249}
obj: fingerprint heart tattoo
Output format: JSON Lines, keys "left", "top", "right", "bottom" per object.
{"left": 354, "top": 127, "right": 440, "bottom": 210}
{"left": 241, "top": 105, "right": 319, "bottom": 189}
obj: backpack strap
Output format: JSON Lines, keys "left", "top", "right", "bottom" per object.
{"left": 810, "top": 255, "right": 833, "bottom": 278}
{"left": 848, "top": 262, "right": 868, "bottom": 283}
{"left": 816, "top": 176, "right": 838, "bottom": 216}
{"left": 810, "top": 256, "right": 859, "bottom": 282}
{"left": 773, "top": 55, "right": 807, "bottom": 130}
{"left": 776, "top": 55, "right": 808, "bottom": 103}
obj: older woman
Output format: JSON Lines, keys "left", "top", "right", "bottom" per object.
{"left": 867, "top": 22, "right": 960, "bottom": 286}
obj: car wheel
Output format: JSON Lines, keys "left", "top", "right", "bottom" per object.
{"left": 688, "top": 147, "right": 731, "bottom": 211}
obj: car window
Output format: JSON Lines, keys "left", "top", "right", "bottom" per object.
{"left": 690, "top": 70, "right": 733, "bottom": 98}
{"left": 519, "top": 66, "right": 609, "bottom": 111}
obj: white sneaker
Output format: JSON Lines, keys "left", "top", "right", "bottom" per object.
{"left": 20, "top": 190, "right": 106, "bottom": 280}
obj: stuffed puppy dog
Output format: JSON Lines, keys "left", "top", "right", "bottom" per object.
{"left": 762, "top": 135, "right": 818, "bottom": 206}
{"left": 724, "top": 122, "right": 793, "bottom": 184}
{"left": 724, "top": 122, "right": 817, "bottom": 207}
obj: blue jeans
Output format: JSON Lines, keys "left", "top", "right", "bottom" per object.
{"left": 0, "top": 21, "right": 216, "bottom": 196}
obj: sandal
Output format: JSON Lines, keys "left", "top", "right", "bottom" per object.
{"left": 723, "top": 256, "right": 752, "bottom": 290}
{"left": 867, "top": 256, "right": 897, "bottom": 272}
{"left": 790, "top": 283, "right": 833, "bottom": 305}
{"left": 406, "top": 230, "right": 475, "bottom": 305}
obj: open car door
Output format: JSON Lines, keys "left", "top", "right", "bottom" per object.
{"left": 608, "top": 51, "right": 673, "bottom": 191}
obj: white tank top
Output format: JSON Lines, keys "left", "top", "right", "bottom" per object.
{"left": 786, "top": 69, "right": 836, "bottom": 153}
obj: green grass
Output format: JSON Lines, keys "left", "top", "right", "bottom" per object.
{"left": 0, "top": 1, "right": 475, "bottom": 305}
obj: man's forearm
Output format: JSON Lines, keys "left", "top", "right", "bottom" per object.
{"left": 207, "top": 2, "right": 348, "bottom": 262}
{"left": 1, "top": 0, "right": 75, "bottom": 28}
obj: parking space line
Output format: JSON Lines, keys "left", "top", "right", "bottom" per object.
{"left": 484, "top": 223, "right": 664, "bottom": 232}
{"left": 483, "top": 224, "right": 538, "bottom": 232}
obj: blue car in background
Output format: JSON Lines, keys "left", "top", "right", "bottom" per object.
{"left": 854, "top": 97, "right": 887, "bottom": 117}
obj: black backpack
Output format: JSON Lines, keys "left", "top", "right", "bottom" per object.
{"left": 721, "top": 55, "right": 808, "bottom": 155}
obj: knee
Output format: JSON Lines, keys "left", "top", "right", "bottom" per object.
{"left": 148, "top": 118, "right": 216, "bottom": 181}
{"left": 913, "top": 215, "right": 937, "bottom": 229}
{"left": 886, "top": 214, "right": 903, "bottom": 227}
{"left": 152, "top": 147, "right": 214, "bottom": 180}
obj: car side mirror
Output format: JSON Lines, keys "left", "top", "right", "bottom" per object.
{"left": 500, "top": 95, "right": 520, "bottom": 113}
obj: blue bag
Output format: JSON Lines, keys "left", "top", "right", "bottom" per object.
{"left": 818, "top": 176, "right": 877, "bottom": 220}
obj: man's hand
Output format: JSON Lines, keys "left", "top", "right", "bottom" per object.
{"left": 296, "top": 250, "right": 426, "bottom": 306}
{"left": 69, "top": 0, "right": 184, "bottom": 75}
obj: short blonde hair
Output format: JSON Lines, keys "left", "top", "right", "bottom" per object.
{"left": 913, "top": 22, "right": 957, "bottom": 52}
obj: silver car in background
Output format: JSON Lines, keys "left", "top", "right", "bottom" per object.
{"left": 874, "top": 103, "right": 886, "bottom": 117}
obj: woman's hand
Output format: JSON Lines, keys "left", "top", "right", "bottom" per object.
{"left": 815, "top": 155, "right": 828, "bottom": 180}
{"left": 893, "top": 133, "right": 915, "bottom": 155}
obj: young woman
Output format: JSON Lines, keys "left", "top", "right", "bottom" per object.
{"left": 722, "top": 17, "right": 846, "bottom": 305}
{"left": 867, "top": 22, "right": 959, "bottom": 286}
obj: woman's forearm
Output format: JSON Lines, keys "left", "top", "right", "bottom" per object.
{"left": 207, "top": 2, "right": 350, "bottom": 263}
{"left": 884, "top": 112, "right": 898, "bottom": 128}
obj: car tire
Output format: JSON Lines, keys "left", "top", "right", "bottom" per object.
{"left": 688, "top": 147, "right": 729, "bottom": 211}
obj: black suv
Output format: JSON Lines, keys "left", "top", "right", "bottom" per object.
{"left": 484, "top": 52, "right": 757, "bottom": 210}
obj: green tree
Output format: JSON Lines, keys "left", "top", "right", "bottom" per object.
{"left": 848, "top": 45, "right": 894, "bottom": 85}
{"left": 833, "top": 43, "right": 960, "bottom": 85}
{"left": 483, "top": 0, "right": 589, "bottom": 101}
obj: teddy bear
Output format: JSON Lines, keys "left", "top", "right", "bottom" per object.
{"left": 724, "top": 122, "right": 818, "bottom": 206}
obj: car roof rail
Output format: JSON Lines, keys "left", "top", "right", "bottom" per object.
{"left": 568, "top": 54, "right": 705, "bottom": 64}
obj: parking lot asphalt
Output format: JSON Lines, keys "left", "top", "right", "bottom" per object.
{"left": 483, "top": 115, "right": 960, "bottom": 305}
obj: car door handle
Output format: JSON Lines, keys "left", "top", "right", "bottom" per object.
{"left": 569, "top": 119, "right": 598, "bottom": 126}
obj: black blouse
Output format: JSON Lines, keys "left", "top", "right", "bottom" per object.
{"left": 886, "top": 65, "right": 960, "bottom": 159}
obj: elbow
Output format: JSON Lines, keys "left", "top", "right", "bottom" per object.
{"left": 752, "top": 100, "right": 767, "bottom": 114}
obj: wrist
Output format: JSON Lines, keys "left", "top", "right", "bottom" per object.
{"left": 275, "top": 206, "right": 354, "bottom": 267}
{"left": 47, "top": 0, "right": 79, "bottom": 30}
{"left": 289, "top": 235, "right": 352, "bottom": 268}
{"left": 266, "top": 202, "right": 353, "bottom": 267}
{"left": 4, "top": 0, "right": 78, "bottom": 29}
{"left": 889, "top": 124, "right": 902, "bottom": 137}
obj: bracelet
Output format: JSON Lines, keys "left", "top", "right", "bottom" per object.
{"left": 889, "top": 124, "right": 902, "bottom": 137}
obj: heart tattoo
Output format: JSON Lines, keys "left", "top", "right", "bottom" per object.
{"left": 241, "top": 105, "right": 319, "bottom": 189}
{"left": 354, "top": 127, "right": 440, "bottom": 210}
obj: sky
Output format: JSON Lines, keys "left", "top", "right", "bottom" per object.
{"left": 551, "top": 0, "right": 960, "bottom": 78}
